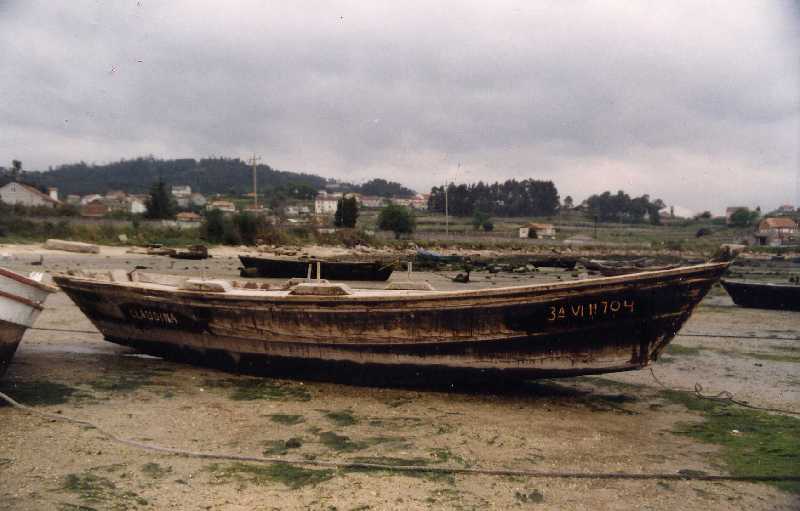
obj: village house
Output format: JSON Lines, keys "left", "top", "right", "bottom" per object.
{"left": 358, "top": 196, "right": 386, "bottom": 209}
{"left": 128, "top": 195, "right": 148, "bottom": 214}
{"left": 519, "top": 223, "right": 556, "bottom": 240}
{"left": 176, "top": 211, "right": 202, "bottom": 223}
{"left": 0, "top": 182, "right": 60, "bottom": 208}
{"left": 171, "top": 185, "right": 193, "bottom": 208}
{"left": 190, "top": 192, "right": 207, "bottom": 208}
{"left": 65, "top": 194, "right": 82, "bottom": 205}
{"left": 105, "top": 190, "right": 127, "bottom": 201}
{"left": 314, "top": 193, "right": 340, "bottom": 215}
{"left": 207, "top": 200, "right": 236, "bottom": 213}
{"left": 81, "top": 200, "right": 109, "bottom": 218}
{"left": 80, "top": 194, "right": 104, "bottom": 205}
{"left": 754, "top": 217, "right": 798, "bottom": 246}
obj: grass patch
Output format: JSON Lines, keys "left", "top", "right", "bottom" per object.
{"left": 744, "top": 352, "right": 800, "bottom": 364}
{"left": 89, "top": 375, "right": 152, "bottom": 394}
{"left": 579, "top": 376, "right": 645, "bottom": 393}
{"left": 203, "top": 378, "right": 310, "bottom": 401}
{"left": 318, "top": 431, "right": 405, "bottom": 453}
{"left": 430, "top": 447, "right": 469, "bottom": 466}
{"left": 344, "top": 456, "right": 453, "bottom": 483}
{"left": 206, "top": 462, "right": 333, "bottom": 489}
{"left": 0, "top": 380, "right": 76, "bottom": 406}
{"left": 141, "top": 462, "right": 171, "bottom": 479}
{"left": 661, "top": 389, "right": 800, "bottom": 494}
{"left": 62, "top": 471, "right": 147, "bottom": 507}
{"left": 514, "top": 489, "right": 544, "bottom": 503}
{"left": 665, "top": 344, "right": 704, "bottom": 356}
{"left": 268, "top": 414, "right": 305, "bottom": 425}
{"left": 262, "top": 438, "right": 303, "bottom": 455}
{"left": 324, "top": 409, "right": 358, "bottom": 427}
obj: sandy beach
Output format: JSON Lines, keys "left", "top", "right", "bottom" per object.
{"left": 0, "top": 244, "right": 798, "bottom": 510}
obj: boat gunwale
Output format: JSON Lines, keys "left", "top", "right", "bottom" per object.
{"left": 0, "top": 288, "right": 45, "bottom": 311}
{"left": 53, "top": 261, "right": 729, "bottom": 305}
{"left": 0, "top": 267, "right": 58, "bottom": 293}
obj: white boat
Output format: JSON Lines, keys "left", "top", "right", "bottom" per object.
{"left": 0, "top": 268, "right": 57, "bottom": 377}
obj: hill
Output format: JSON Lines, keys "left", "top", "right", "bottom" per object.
{"left": 11, "top": 157, "right": 329, "bottom": 197}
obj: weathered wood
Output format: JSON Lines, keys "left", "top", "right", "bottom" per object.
{"left": 44, "top": 239, "right": 100, "bottom": 254}
{"left": 54, "top": 263, "right": 728, "bottom": 380}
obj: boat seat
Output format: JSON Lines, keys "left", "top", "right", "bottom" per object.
{"left": 384, "top": 281, "right": 435, "bottom": 291}
{"left": 231, "top": 280, "right": 274, "bottom": 290}
{"left": 288, "top": 283, "right": 352, "bottom": 296}
{"left": 130, "top": 271, "right": 189, "bottom": 288}
{"left": 280, "top": 278, "right": 329, "bottom": 290}
{"left": 179, "top": 279, "right": 233, "bottom": 293}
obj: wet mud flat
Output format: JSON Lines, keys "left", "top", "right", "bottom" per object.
{"left": 0, "top": 251, "right": 799, "bottom": 510}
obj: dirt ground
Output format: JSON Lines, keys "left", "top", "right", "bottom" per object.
{"left": 0, "top": 245, "right": 798, "bottom": 510}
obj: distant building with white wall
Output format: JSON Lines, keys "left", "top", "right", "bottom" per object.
{"left": 0, "top": 182, "right": 61, "bottom": 208}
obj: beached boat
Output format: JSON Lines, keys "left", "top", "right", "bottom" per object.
{"left": 720, "top": 279, "right": 800, "bottom": 311}
{"left": 0, "top": 268, "right": 57, "bottom": 377}
{"left": 53, "top": 262, "right": 728, "bottom": 379}
{"left": 239, "top": 255, "right": 393, "bottom": 281}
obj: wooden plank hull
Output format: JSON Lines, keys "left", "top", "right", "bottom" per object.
{"left": 54, "top": 263, "right": 727, "bottom": 380}
{"left": 0, "top": 268, "right": 57, "bottom": 378}
{"left": 239, "top": 256, "right": 393, "bottom": 281}
{"left": 0, "top": 319, "right": 27, "bottom": 378}
{"left": 721, "top": 279, "right": 800, "bottom": 311}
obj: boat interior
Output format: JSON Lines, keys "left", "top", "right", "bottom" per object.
{"left": 61, "top": 269, "right": 437, "bottom": 296}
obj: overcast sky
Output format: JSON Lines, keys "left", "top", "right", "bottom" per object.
{"left": 1, "top": 1, "right": 798, "bottom": 214}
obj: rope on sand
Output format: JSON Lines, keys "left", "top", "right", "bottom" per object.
{"left": 2, "top": 391, "right": 799, "bottom": 483}
{"left": 647, "top": 368, "right": 800, "bottom": 416}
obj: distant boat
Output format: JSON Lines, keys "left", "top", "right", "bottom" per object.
{"left": 53, "top": 262, "right": 728, "bottom": 380}
{"left": 0, "top": 268, "right": 57, "bottom": 377}
{"left": 239, "top": 255, "right": 393, "bottom": 281}
{"left": 526, "top": 256, "right": 578, "bottom": 270}
{"left": 720, "top": 279, "right": 800, "bottom": 311}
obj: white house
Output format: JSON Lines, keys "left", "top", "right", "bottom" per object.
{"left": 315, "top": 196, "right": 339, "bottom": 215}
{"left": 0, "top": 182, "right": 61, "bottom": 208}
{"left": 172, "top": 185, "right": 192, "bottom": 198}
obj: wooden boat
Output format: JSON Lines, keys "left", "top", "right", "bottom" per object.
{"left": 53, "top": 262, "right": 728, "bottom": 379}
{"left": 720, "top": 279, "right": 800, "bottom": 311}
{"left": 170, "top": 245, "right": 209, "bottom": 260}
{"left": 0, "top": 268, "right": 57, "bottom": 377}
{"left": 239, "top": 255, "right": 393, "bottom": 281}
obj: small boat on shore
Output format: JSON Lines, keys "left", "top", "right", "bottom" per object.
{"left": 720, "top": 279, "right": 800, "bottom": 311}
{"left": 239, "top": 255, "right": 393, "bottom": 281}
{"left": 0, "top": 268, "right": 57, "bottom": 377}
{"left": 54, "top": 261, "right": 728, "bottom": 380}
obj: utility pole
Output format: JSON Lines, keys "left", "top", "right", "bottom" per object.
{"left": 249, "top": 153, "right": 261, "bottom": 210}
{"left": 444, "top": 180, "right": 449, "bottom": 236}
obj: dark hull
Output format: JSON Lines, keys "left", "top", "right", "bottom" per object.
{"left": 54, "top": 263, "right": 727, "bottom": 380}
{"left": 0, "top": 319, "right": 27, "bottom": 378}
{"left": 528, "top": 257, "right": 578, "bottom": 270}
{"left": 721, "top": 279, "right": 800, "bottom": 311}
{"left": 239, "top": 256, "right": 393, "bottom": 281}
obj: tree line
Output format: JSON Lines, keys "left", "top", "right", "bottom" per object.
{"left": 11, "top": 156, "right": 328, "bottom": 197}
{"left": 585, "top": 191, "right": 665, "bottom": 224}
{"left": 427, "top": 179, "right": 560, "bottom": 217}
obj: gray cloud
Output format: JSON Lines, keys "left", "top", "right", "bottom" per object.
{"left": 1, "top": 0, "right": 797, "bottom": 213}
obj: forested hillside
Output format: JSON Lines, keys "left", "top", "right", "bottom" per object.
{"left": 11, "top": 157, "right": 329, "bottom": 196}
